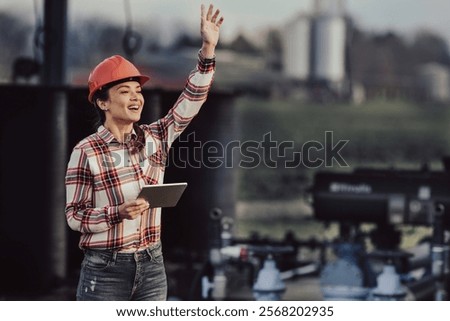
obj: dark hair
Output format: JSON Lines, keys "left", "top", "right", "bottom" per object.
{"left": 92, "top": 87, "right": 109, "bottom": 129}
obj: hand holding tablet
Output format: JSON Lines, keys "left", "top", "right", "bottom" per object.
{"left": 137, "top": 182, "right": 188, "bottom": 208}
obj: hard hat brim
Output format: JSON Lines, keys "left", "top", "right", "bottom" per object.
{"left": 88, "top": 74, "right": 150, "bottom": 103}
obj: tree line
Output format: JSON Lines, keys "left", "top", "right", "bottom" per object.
{"left": 0, "top": 11, "right": 449, "bottom": 89}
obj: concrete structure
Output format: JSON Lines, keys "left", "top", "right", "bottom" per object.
{"left": 281, "top": 0, "right": 349, "bottom": 99}
{"left": 417, "top": 63, "right": 450, "bottom": 102}
{"left": 282, "top": 13, "right": 312, "bottom": 81}
{"left": 311, "top": 14, "right": 347, "bottom": 83}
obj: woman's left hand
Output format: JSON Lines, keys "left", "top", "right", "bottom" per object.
{"left": 200, "top": 4, "right": 224, "bottom": 57}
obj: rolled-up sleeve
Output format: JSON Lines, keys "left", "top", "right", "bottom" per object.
{"left": 65, "top": 147, "right": 121, "bottom": 233}
{"left": 145, "top": 51, "right": 216, "bottom": 155}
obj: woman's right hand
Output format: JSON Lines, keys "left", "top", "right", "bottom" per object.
{"left": 118, "top": 198, "right": 150, "bottom": 220}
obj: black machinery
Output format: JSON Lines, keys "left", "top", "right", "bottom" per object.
{"left": 171, "top": 160, "right": 450, "bottom": 301}
{"left": 312, "top": 166, "right": 450, "bottom": 227}
{"left": 310, "top": 160, "right": 450, "bottom": 300}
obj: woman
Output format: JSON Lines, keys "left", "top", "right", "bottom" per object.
{"left": 65, "top": 4, "right": 224, "bottom": 301}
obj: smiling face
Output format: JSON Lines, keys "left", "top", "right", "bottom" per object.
{"left": 97, "top": 80, "right": 145, "bottom": 127}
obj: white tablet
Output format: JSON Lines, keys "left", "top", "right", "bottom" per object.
{"left": 137, "top": 182, "right": 188, "bottom": 208}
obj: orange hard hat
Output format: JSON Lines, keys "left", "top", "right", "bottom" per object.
{"left": 87, "top": 55, "right": 150, "bottom": 103}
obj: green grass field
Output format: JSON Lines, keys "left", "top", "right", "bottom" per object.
{"left": 236, "top": 97, "right": 450, "bottom": 200}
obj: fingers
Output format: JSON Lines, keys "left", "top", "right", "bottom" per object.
{"left": 202, "top": 4, "right": 223, "bottom": 26}
{"left": 135, "top": 198, "right": 149, "bottom": 206}
{"left": 128, "top": 199, "right": 149, "bottom": 210}
{"left": 134, "top": 198, "right": 150, "bottom": 213}
{"left": 211, "top": 9, "right": 220, "bottom": 23}
{"left": 216, "top": 16, "right": 224, "bottom": 28}
{"left": 201, "top": 4, "right": 205, "bottom": 22}
{"left": 206, "top": 4, "right": 213, "bottom": 21}
{"left": 119, "top": 199, "right": 150, "bottom": 220}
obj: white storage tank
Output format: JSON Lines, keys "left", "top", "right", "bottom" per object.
{"left": 311, "top": 14, "right": 347, "bottom": 83}
{"left": 282, "top": 13, "right": 311, "bottom": 81}
{"left": 417, "top": 63, "right": 450, "bottom": 102}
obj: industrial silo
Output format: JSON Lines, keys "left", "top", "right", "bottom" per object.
{"left": 311, "top": 14, "right": 347, "bottom": 83}
{"left": 282, "top": 13, "right": 312, "bottom": 81}
{"left": 416, "top": 63, "right": 450, "bottom": 102}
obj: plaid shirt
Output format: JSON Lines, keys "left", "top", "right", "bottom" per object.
{"left": 65, "top": 52, "right": 215, "bottom": 251}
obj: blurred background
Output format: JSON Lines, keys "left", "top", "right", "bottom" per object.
{"left": 1, "top": 0, "right": 450, "bottom": 301}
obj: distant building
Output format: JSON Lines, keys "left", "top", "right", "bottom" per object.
{"left": 416, "top": 63, "right": 450, "bottom": 102}
{"left": 311, "top": 14, "right": 347, "bottom": 84}
{"left": 282, "top": 13, "right": 312, "bottom": 81}
{"left": 281, "top": 0, "right": 350, "bottom": 101}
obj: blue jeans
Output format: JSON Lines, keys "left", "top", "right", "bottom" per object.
{"left": 76, "top": 242, "right": 167, "bottom": 301}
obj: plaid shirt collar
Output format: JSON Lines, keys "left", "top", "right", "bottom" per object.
{"left": 96, "top": 125, "right": 137, "bottom": 145}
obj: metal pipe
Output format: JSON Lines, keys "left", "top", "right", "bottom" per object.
{"left": 43, "top": 0, "right": 67, "bottom": 86}
{"left": 432, "top": 203, "right": 448, "bottom": 300}
{"left": 43, "top": 0, "right": 68, "bottom": 282}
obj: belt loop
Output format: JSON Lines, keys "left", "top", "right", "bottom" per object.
{"left": 145, "top": 247, "right": 153, "bottom": 261}
{"left": 112, "top": 250, "right": 118, "bottom": 264}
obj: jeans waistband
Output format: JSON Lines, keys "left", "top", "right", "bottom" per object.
{"left": 84, "top": 242, "right": 162, "bottom": 262}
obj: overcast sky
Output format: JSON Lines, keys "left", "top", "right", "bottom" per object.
{"left": 1, "top": 0, "right": 450, "bottom": 45}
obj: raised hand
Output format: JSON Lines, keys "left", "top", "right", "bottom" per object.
{"left": 200, "top": 4, "right": 224, "bottom": 58}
